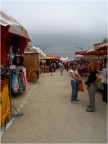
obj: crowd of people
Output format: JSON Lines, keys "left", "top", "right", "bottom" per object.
{"left": 49, "top": 61, "right": 71, "bottom": 76}
{"left": 49, "top": 60, "right": 107, "bottom": 112}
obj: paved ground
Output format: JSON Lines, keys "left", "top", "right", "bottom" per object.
{"left": 1, "top": 70, "right": 107, "bottom": 143}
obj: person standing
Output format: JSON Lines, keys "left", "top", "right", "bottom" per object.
{"left": 85, "top": 63, "right": 101, "bottom": 112}
{"left": 54, "top": 62, "right": 56, "bottom": 72}
{"left": 102, "top": 67, "right": 107, "bottom": 103}
{"left": 50, "top": 62, "right": 53, "bottom": 76}
{"left": 70, "top": 62, "right": 82, "bottom": 104}
{"left": 59, "top": 62, "right": 65, "bottom": 76}
{"left": 66, "top": 62, "right": 69, "bottom": 71}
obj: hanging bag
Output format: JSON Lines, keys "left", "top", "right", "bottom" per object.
{"left": 78, "top": 81, "right": 84, "bottom": 92}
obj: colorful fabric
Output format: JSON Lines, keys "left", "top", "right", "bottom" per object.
{"left": 0, "top": 85, "right": 10, "bottom": 126}
{"left": 12, "top": 73, "right": 19, "bottom": 93}
{"left": 18, "top": 74, "right": 26, "bottom": 92}
{"left": 21, "top": 72, "right": 29, "bottom": 90}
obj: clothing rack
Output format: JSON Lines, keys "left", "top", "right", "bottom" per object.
{"left": 9, "top": 50, "right": 24, "bottom": 119}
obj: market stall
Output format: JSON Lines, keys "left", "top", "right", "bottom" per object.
{"left": 40, "top": 55, "right": 60, "bottom": 73}
{"left": 75, "top": 51, "right": 88, "bottom": 76}
{"left": 86, "top": 45, "right": 108, "bottom": 91}
{"left": 24, "top": 52, "right": 40, "bottom": 82}
{"left": 0, "top": 11, "right": 31, "bottom": 127}
{"left": 94, "top": 42, "right": 108, "bottom": 68}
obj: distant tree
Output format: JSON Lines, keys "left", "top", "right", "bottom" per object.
{"left": 94, "top": 43, "right": 100, "bottom": 46}
{"left": 102, "top": 38, "right": 108, "bottom": 43}
{"left": 94, "top": 38, "right": 108, "bottom": 47}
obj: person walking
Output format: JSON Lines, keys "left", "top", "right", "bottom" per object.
{"left": 66, "top": 62, "right": 69, "bottom": 71}
{"left": 59, "top": 62, "right": 65, "bottom": 76}
{"left": 85, "top": 63, "right": 101, "bottom": 112}
{"left": 50, "top": 62, "right": 54, "bottom": 76}
{"left": 54, "top": 62, "right": 56, "bottom": 72}
{"left": 70, "top": 62, "right": 82, "bottom": 104}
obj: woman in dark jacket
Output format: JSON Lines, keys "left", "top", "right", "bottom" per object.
{"left": 85, "top": 63, "right": 101, "bottom": 112}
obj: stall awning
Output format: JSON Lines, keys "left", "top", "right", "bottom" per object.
{"left": 86, "top": 48, "right": 107, "bottom": 55}
{"left": 0, "top": 10, "right": 31, "bottom": 42}
{"left": 75, "top": 51, "right": 87, "bottom": 55}
{"left": 25, "top": 43, "right": 38, "bottom": 53}
{"left": 94, "top": 42, "right": 108, "bottom": 51}
{"left": 26, "top": 43, "right": 46, "bottom": 57}
{"left": 60, "top": 57, "right": 70, "bottom": 62}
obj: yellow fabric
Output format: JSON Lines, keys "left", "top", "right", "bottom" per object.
{"left": 0, "top": 85, "right": 10, "bottom": 126}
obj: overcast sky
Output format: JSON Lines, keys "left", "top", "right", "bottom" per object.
{"left": 1, "top": 0, "right": 107, "bottom": 58}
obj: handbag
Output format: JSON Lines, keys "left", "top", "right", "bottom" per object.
{"left": 74, "top": 73, "right": 82, "bottom": 84}
{"left": 78, "top": 81, "right": 84, "bottom": 92}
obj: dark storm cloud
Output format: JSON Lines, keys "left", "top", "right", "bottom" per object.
{"left": 31, "top": 28, "right": 107, "bottom": 58}
{"left": 1, "top": 0, "right": 107, "bottom": 59}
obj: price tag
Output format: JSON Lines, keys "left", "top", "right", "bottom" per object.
{"left": 10, "top": 65, "right": 16, "bottom": 69}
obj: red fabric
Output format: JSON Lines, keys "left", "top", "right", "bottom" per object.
{"left": 1, "top": 40, "right": 6, "bottom": 66}
{"left": 75, "top": 51, "right": 87, "bottom": 55}
{"left": 18, "top": 36, "right": 27, "bottom": 55}
{"left": 0, "top": 79, "right": 8, "bottom": 92}
{"left": 78, "top": 68, "right": 88, "bottom": 73}
{"left": 95, "top": 43, "right": 108, "bottom": 51}
{"left": 1, "top": 25, "right": 28, "bottom": 66}
{"left": 1, "top": 25, "right": 10, "bottom": 39}
{"left": 5, "top": 33, "right": 12, "bottom": 54}
{"left": 1, "top": 25, "right": 10, "bottom": 66}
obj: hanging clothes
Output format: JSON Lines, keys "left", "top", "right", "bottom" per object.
{"left": 18, "top": 56, "right": 24, "bottom": 66}
{"left": 11, "top": 34, "right": 20, "bottom": 54}
{"left": 13, "top": 56, "right": 24, "bottom": 66}
{"left": 21, "top": 71, "right": 29, "bottom": 90}
{"left": 18, "top": 74, "right": 26, "bottom": 93}
{"left": 13, "top": 56, "right": 19, "bottom": 65}
{"left": 12, "top": 73, "right": 19, "bottom": 93}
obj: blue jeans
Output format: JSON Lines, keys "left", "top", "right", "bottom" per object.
{"left": 71, "top": 80, "right": 78, "bottom": 101}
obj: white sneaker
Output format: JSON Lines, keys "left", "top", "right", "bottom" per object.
{"left": 72, "top": 101, "right": 77, "bottom": 104}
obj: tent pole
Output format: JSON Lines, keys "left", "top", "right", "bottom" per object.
{"left": 9, "top": 49, "right": 12, "bottom": 117}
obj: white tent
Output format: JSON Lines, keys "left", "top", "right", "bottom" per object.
{"left": 0, "top": 10, "right": 31, "bottom": 41}
{"left": 60, "top": 57, "right": 70, "bottom": 62}
{"left": 25, "top": 43, "right": 46, "bottom": 57}
{"left": 33, "top": 47, "right": 46, "bottom": 57}
{"left": 75, "top": 54, "right": 104, "bottom": 60}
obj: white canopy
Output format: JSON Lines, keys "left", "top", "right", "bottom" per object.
{"left": 60, "top": 57, "right": 70, "bottom": 62}
{"left": 0, "top": 10, "right": 31, "bottom": 41}
{"left": 75, "top": 54, "right": 104, "bottom": 60}
{"left": 75, "top": 54, "right": 83, "bottom": 58}
{"left": 25, "top": 43, "right": 46, "bottom": 57}
{"left": 33, "top": 47, "right": 46, "bottom": 57}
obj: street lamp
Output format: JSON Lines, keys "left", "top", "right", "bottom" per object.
{"left": 76, "top": 47, "right": 83, "bottom": 50}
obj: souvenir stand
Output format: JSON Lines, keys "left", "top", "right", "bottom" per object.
{"left": 24, "top": 50, "right": 40, "bottom": 82}
{"left": 86, "top": 46, "right": 108, "bottom": 91}
{"left": 75, "top": 51, "right": 88, "bottom": 76}
{"left": 40, "top": 55, "right": 60, "bottom": 73}
{"left": 94, "top": 42, "right": 108, "bottom": 91}
{"left": 24, "top": 44, "right": 44, "bottom": 81}
{"left": 0, "top": 11, "right": 31, "bottom": 127}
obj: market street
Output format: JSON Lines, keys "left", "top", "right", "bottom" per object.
{"left": 1, "top": 70, "right": 107, "bottom": 143}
